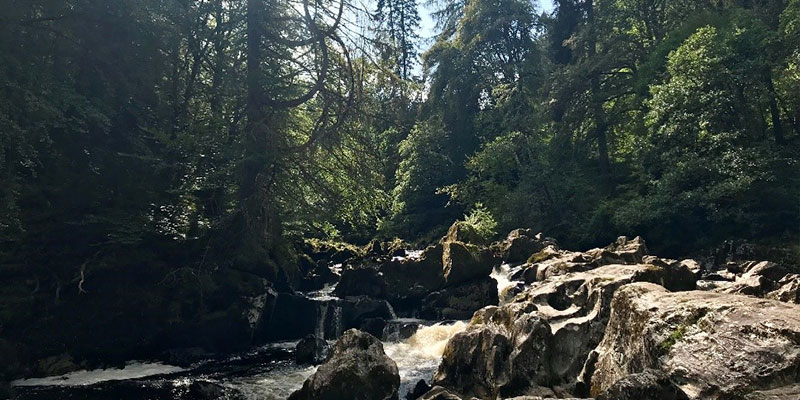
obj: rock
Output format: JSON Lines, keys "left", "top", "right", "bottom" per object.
{"left": 406, "top": 379, "right": 432, "bottom": 400}
{"left": 743, "top": 261, "right": 788, "bottom": 281}
{"left": 37, "top": 353, "right": 79, "bottom": 377}
{"left": 295, "top": 335, "right": 329, "bottom": 365}
{"left": 492, "top": 229, "right": 545, "bottom": 264}
{"left": 432, "top": 260, "right": 697, "bottom": 398}
{"left": 163, "top": 347, "right": 215, "bottom": 367}
{"left": 433, "top": 304, "right": 551, "bottom": 399}
{"left": 256, "top": 292, "right": 318, "bottom": 341}
{"left": 335, "top": 266, "right": 387, "bottom": 298}
{"left": 288, "top": 329, "right": 400, "bottom": 400}
{"left": 743, "top": 383, "right": 800, "bottom": 399}
{"left": 418, "top": 386, "right": 463, "bottom": 400}
{"left": 420, "top": 278, "right": 499, "bottom": 320}
{"left": 680, "top": 259, "right": 703, "bottom": 278}
{"left": 300, "top": 260, "right": 339, "bottom": 292}
{"left": 380, "top": 244, "right": 445, "bottom": 304}
{"left": 589, "top": 236, "right": 648, "bottom": 265}
{"left": 596, "top": 369, "right": 688, "bottom": 400}
{"left": 0, "top": 339, "right": 26, "bottom": 381}
{"left": 360, "top": 317, "right": 388, "bottom": 338}
{"left": 719, "top": 273, "right": 775, "bottom": 296}
{"left": 383, "top": 320, "right": 421, "bottom": 341}
{"left": 444, "top": 221, "right": 485, "bottom": 245}
{"left": 767, "top": 274, "right": 800, "bottom": 303}
{"left": 341, "top": 296, "right": 396, "bottom": 331}
{"left": 442, "top": 241, "right": 495, "bottom": 286}
{"left": 590, "top": 282, "right": 800, "bottom": 399}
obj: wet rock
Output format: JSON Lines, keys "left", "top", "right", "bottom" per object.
{"left": 383, "top": 320, "right": 421, "bottom": 341}
{"left": 442, "top": 241, "right": 496, "bottom": 286}
{"left": 406, "top": 379, "right": 432, "bottom": 400}
{"left": 596, "top": 369, "right": 688, "bottom": 400}
{"left": 0, "top": 339, "right": 27, "bottom": 381}
{"left": 288, "top": 329, "right": 400, "bottom": 400}
{"left": 590, "top": 282, "right": 800, "bottom": 399}
{"left": 300, "top": 260, "right": 339, "bottom": 292}
{"left": 295, "top": 335, "right": 329, "bottom": 365}
{"left": 420, "top": 277, "right": 499, "bottom": 320}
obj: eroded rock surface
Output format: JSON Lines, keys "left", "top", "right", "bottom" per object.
{"left": 430, "top": 236, "right": 697, "bottom": 399}
{"left": 590, "top": 282, "right": 800, "bottom": 399}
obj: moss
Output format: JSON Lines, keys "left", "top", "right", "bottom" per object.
{"left": 657, "top": 324, "right": 688, "bottom": 355}
{"left": 657, "top": 310, "right": 706, "bottom": 356}
{"left": 527, "top": 250, "right": 556, "bottom": 264}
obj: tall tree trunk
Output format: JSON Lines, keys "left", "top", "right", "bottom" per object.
{"left": 765, "top": 69, "right": 786, "bottom": 145}
{"left": 239, "top": 0, "right": 281, "bottom": 278}
{"left": 586, "top": 0, "right": 612, "bottom": 188}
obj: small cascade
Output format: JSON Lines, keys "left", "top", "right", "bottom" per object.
{"left": 391, "top": 249, "right": 423, "bottom": 262}
{"left": 383, "top": 321, "right": 468, "bottom": 396}
{"left": 491, "top": 263, "right": 525, "bottom": 304}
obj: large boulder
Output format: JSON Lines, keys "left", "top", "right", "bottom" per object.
{"left": 335, "top": 266, "right": 387, "bottom": 298}
{"left": 590, "top": 282, "right": 800, "bottom": 399}
{"left": 442, "top": 241, "right": 496, "bottom": 286}
{"left": 380, "top": 244, "right": 445, "bottom": 304}
{"left": 433, "top": 305, "right": 552, "bottom": 399}
{"left": 288, "top": 329, "right": 400, "bottom": 400}
{"left": 431, "top": 258, "right": 697, "bottom": 398}
{"left": 420, "top": 277, "right": 499, "bottom": 320}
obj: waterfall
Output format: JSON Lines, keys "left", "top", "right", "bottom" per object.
{"left": 315, "top": 302, "right": 328, "bottom": 339}
{"left": 491, "top": 263, "right": 524, "bottom": 304}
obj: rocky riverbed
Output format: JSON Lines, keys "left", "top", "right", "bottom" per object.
{"left": 5, "top": 224, "right": 800, "bottom": 399}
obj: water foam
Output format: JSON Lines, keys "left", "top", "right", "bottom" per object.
{"left": 11, "top": 362, "right": 185, "bottom": 387}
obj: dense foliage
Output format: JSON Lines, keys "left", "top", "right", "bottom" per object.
{"left": 1, "top": 0, "right": 798, "bottom": 286}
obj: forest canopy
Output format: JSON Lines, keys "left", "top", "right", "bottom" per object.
{"left": 1, "top": 0, "right": 798, "bottom": 284}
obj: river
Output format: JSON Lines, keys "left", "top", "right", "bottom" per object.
{"left": 10, "top": 321, "right": 466, "bottom": 399}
